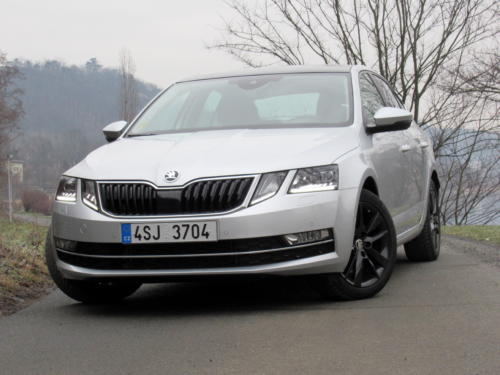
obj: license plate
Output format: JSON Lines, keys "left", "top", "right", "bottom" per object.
{"left": 121, "top": 222, "right": 217, "bottom": 244}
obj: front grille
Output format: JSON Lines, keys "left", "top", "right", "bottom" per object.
{"left": 99, "top": 177, "right": 253, "bottom": 216}
{"left": 56, "top": 240, "right": 335, "bottom": 270}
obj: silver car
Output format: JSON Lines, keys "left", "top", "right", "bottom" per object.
{"left": 46, "top": 65, "right": 441, "bottom": 303}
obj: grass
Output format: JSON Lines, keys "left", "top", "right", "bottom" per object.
{"left": 0, "top": 216, "right": 53, "bottom": 316}
{"left": 443, "top": 225, "right": 500, "bottom": 245}
{"left": 20, "top": 211, "right": 51, "bottom": 218}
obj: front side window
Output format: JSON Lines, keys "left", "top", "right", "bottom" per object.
{"left": 127, "top": 73, "right": 353, "bottom": 136}
{"left": 359, "top": 73, "right": 385, "bottom": 127}
{"left": 370, "top": 74, "right": 402, "bottom": 108}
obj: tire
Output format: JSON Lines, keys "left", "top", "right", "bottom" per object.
{"left": 404, "top": 180, "right": 440, "bottom": 262}
{"left": 45, "top": 230, "right": 141, "bottom": 304}
{"left": 314, "top": 189, "right": 397, "bottom": 300}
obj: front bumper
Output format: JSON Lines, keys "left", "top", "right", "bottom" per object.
{"left": 51, "top": 186, "right": 358, "bottom": 280}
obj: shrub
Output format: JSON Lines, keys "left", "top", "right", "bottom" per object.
{"left": 22, "top": 190, "right": 53, "bottom": 215}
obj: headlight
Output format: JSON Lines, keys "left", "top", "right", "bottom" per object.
{"left": 55, "top": 176, "right": 77, "bottom": 202}
{"left": 82, "top": 179, "right": 99, "bottom": 211}
{"left": 251, "top": 171, "right": 287, "bottom": 205}
{"left": 289, "top": 165, "right": 339, "bottom": 193}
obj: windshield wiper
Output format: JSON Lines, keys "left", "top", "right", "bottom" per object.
{"left": 127, "top": 133, "right": 161, "bottom": 138}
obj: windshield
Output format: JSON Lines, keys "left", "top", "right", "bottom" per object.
{"left": 127, "top": 73, "right": 352, "bottom": 136}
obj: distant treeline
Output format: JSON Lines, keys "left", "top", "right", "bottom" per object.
{"left": 11, "top": 59, "right": 160, "bottom": 191}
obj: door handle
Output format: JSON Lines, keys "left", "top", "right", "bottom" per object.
{"left": 400, "top": 144, "right": 412, "bottom": 152}
{"left": 419, "top": 141, "right": 429, "bottom": 148}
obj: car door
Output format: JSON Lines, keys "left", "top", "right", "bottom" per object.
{"left": 370, "top": 74, "right": 427, "bottom": 227}
{"left": 359, "top": 72, "right": 414, "bottom": 234}
{"left": 405, "top": 121, "right": 430, "bottom": 223}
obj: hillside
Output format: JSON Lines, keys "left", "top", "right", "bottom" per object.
{"left": 12, "top": 59, "right": 160, "bottom": 190}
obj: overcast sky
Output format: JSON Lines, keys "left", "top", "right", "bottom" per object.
{"left": 1, "top": 0, "right": 251, "bottom": 87}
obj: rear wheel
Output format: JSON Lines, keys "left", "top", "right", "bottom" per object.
{"left": 45, "top": 231, "right": 141, "bottom": 304}
{"left": 314, "top": 189, "right": 397, "bottom": 300}
{"left": 404, "top": 180, "right": 440, "bottom": 262}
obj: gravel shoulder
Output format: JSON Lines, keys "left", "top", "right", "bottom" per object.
{"left": 13, "top": 212, "right": 52, "bottom": 227}
{"left": 443, "top": 234, "right": 499, "bottom": 268}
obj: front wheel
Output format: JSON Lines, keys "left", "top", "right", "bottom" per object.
{"left": 314, "top": 189, "right": 397, "bottom": 300}
{"left": 45, "top": 231, "right": 141, "bottom": 304}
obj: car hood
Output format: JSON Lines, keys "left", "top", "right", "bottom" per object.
{"left": 66, "top": 127, "right": 358, "bottom": 186}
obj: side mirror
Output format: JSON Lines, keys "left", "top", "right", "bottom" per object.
{"left": 367, "top": 107, "right": 413, "bottom": 134}
{"left": 103, "top": 121, "right": 127, "bottom": 142}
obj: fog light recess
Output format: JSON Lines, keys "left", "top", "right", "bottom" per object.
{"left": 54, "top": 238, "right": 77, "bottom": 251}
{"left": 283, "top": 229, "right": 332, "bottom": 246}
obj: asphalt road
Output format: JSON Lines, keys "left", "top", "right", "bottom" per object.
{"left": 1, "top": 236, "right": 499, "bottom": 375}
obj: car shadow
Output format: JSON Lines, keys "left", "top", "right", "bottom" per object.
{"left": 63, "top": 254, "right": 413, "bottom": 318}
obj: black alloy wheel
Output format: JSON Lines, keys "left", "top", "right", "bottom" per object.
{"left": 404, "top": 180, "right": 441, "bottom": 262}
{"left": 314, "top": 189, "right": 397, "bottom": 300}
{"left": 428, "top": 185, "right": 441, "bottom": 254}
{"left": 341, "top": 199, "right": 392, "bottom": 287}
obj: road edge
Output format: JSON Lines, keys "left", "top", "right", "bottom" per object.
{"left": 442, "top": 234, "right": 499, "bottom": 268}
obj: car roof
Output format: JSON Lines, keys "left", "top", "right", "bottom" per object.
{"left": 177, "top": 65, "right": 364, "bottom": 83}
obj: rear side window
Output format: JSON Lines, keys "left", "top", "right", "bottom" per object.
{"left": 359, "top": 73, "right": 385, "bottom": 127}
{"left": 370, "top": 75, "right": 403, "bottom": 108}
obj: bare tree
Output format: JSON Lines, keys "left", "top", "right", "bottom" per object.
{"left": 431, "top": 53, "right": 500, "bottom": 224}
{"left": 119, "top": 48, "right": 138, "bottom": 123}
{"left": 213, "top": 0, "right": 500, "bottom": 224}
{"left": 445, "top": 51, "right": 499, "bottom": 104}
{"left": 214, "top": 0, "right": 496, "bottom": 120}
{"left": 434, "top": 98, "right": 499, "bottom": 224}
{"left": 0, "top": 51, "right": 23, "bottom": 161}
